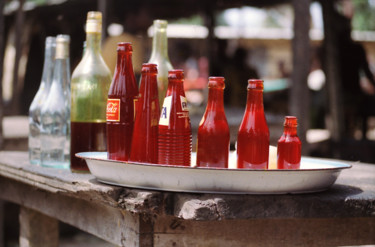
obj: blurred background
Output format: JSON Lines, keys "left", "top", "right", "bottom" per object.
{"left": 1, "top": 0, "right": 375, "bottom": 245}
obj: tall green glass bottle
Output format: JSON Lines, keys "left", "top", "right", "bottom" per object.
{"left": 148, "top": 20, "right": 173, "bottom": 108}
{"left": 70, "top": 11, "right": 112, "bottom": 172}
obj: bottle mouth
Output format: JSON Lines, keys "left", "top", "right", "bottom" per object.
{"left": 55, "top": 34, "right": 70, "bottom": 59}
{"left": 45, "top": 36, "right": 56, "bottom": 45}
{"left": 117, "top": 42, "right": 132, "bottom": 52}
{"left": 154, "top": 20, "right": 168, "bottom": 29}
{"left": 87, "top": 11, "right": 102, "bottom": 22}
{"left": 247, "top": 79, "right": 263, "bottom": 90}
{"left": 141, "top": 63, "right": 158, "bottom": 74}
{"left": 208, "top": 76, "right": 225, "bottom": 89}
{"left": 284, "top": 116, "right": 298, "bottom": 127}
{"left": 86, "top": 11, "right": 102, "bottom": 33}
{"left": 168, "top": 69, "right": 184, "bottom": 80}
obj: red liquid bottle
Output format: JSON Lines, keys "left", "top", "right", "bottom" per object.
{"left": 158, "top": 70, "right": 192, "bottom": 166}
{"left": 237, "top": 79, "right": 269, "bottom": 169}
{"left": 130, "top": 63, "right": 160, "bottom": 164}
{"left": 106, "top": 42, "right": 138, "bottom": 161}
{"left": 277, "top": 116, "right": 301, "bottom": 169}
{"left": 197, "top": 77, "right": 230, "bottom": 168}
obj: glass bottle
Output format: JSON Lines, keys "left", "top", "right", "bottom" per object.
{"left": 277, "top": 116, "right": 301, "bottom": 169}
{"left": 106, "top": 42, "right": 138, "bottom": 161}
{"left": 148, "top": 20, "right": 173, "bottom": 108}
{"left": 28, "top": 36, "right": 56, "bottom": 165}
{"left": 70, "top": 11, "right": 112, "bottom": 172}
{"left": 158, "top": 70, "right": 192, "bottom": 166}
{"left": 130, "top": 63, "right": 160, "bottom": 164}
{"left": 40, "top": 34, "right": 71, "bottom": 169}
{"left": 197, "top": 77, "right": 229, "bottom": 168}
{"left": 237, "top": 79, "right": 269, "bottom": 169}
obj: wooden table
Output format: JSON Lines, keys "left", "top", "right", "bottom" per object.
{"left": 0, "top": 151, "right": 374, "bottom": 246}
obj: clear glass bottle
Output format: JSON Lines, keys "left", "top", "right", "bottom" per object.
{"left": 158, "top": 70, "right": 192, "bottom": 166}
{"left": 106, "top": 42, "right": 138, "bottom": 161}
{"left": 237, "top": 79, "right": 269, "bottom": 169}
{"left": 70, "top": 11, "right": 112, "bottom": 172}
{"left": 148, "top": 20, "right": 173, "bottom": 108}
{"left": 28, "top": 36, "right": 56, "bottom": 165}
{"left": 197, "top": 77, "right": 229, "bottom": 168}
{"left": 40, "top": 35, "right": 71, "bottom": 169}
{"left": 277, "top": 116, "right": 301, "bottom": 169}
{"left": 130, "top": 63, "right": 160, "bottom": 164}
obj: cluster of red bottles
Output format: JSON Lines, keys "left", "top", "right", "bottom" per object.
{"left": 196, "top": 78, "right": 301, "bottom": 170}
{"left": 158, "top": 70, "right": 192, "bottom": 166}
{"left": 107, "top": 46, "right": 192, "bottom": 165}
{"left": 106, "top": 43, "right": 301, "bottom": 169}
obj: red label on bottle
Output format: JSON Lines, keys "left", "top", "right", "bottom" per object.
{"left": 106, "top": 99, "right": 120, "bottom": 122}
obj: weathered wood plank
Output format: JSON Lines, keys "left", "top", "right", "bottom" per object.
{"left": 0, "top": 177, "right": 142, "bottom": 247}
{"left": 19, "top": 207, "right": 58, "bottom": 247}
{"left": 153, "top": 216, "right": 375, "bottom": 246}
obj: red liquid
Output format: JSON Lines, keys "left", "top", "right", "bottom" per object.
{"left": 237, "top": 79, "right": 269, "bottom": 169}
{"left": 277, "top": 116, "right": 301, "bottom": 169}
{"left": 158, "top": 70, "right": 192, "bottom": 166}
{"left": 107, "top": 43, "right": 138, "bottom": 161}
{"left": 129, "top": 63, "right": 160, "bottom": 164}
{"left": 197, "top": 77, "right": 229, "bottom": 168}
{"left": 70, "top": 121, "right": 107, "bottom": 172}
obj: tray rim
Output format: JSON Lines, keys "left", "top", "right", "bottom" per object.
{"left": 75, "top": 152, "right": 352, "bottom": 172}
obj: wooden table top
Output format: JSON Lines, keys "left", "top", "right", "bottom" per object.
{"left": 0, "top": 151, "right": 374, "bottom": 221}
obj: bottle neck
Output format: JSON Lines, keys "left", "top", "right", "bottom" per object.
{"left": 116, "top": 52, "right": 133, "bottom": 73}
{"left": 283, "top": 125, "right": 298, "bottom": 136}
{"left": 52, "top": 58, "right": 70, "bottom": 91}
{"left": 150, "top": 28, "right": 169, "bottom": 60}
{"left": 166, "top": 80, "right": 184, "bottom": 97}
{"left": 85, "top": 32, "right": 102, "bottom": 55}
{"left": 207, "top": 87, "right": 224, "bottom": 111}
{"left": 41, "top": 44, "right": 56, "bottom": 88}
{"left": 246, "top": 89, "right": 264, "bottom": 110}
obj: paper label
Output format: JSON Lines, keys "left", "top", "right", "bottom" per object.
{"left": 159, "top": 96, "right": 172, "bottom": 126}
{"left": 180, "top": 96, "right": 188, "bottom": 111}
{"left": 106, "top": 99, "right": 120, "bottom": 122}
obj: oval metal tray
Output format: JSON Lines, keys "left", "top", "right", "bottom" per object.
{"left": 76, "top": 152, "right": 351, "bottom": 194}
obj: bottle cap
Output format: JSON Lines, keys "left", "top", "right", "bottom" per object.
{"left": 117, "top": 42, "right": 133, "bottom": 52}
{"left": 208, "top": 76, "right": 225, "bottom": 89}
{"left": 55, "top": 34, "right": 70, "bottom": 59}
{"left": 247, "top": 79, "right": 263, "bottom": 90}
{"left": 168, "top": 69, "right": 184, "bottom": 80}
{"left": 86, "top": 11, "right": 102, "bottom": 33}
{"left": 284, "top": 116, "right": 298, "bottom": 127}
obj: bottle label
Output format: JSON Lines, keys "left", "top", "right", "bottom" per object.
{"left": 180, "top": 96, "right": 188, "bottom": 111}
{"left": 159, "top": 96, "right": 172, "bottom": 126}
{"left": 106, "top": 99, "right": 120, "bottom": 122}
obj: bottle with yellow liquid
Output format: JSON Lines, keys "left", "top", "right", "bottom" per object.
{"left": 70, "top": 11, "right": 112, "bottom": 172}
{"left": 148, "top": 20, "right": 173, "bottom": 108}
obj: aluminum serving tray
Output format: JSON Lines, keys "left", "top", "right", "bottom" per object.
{"left": 76, "top": 152, "right": 351, "bottom": 194}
